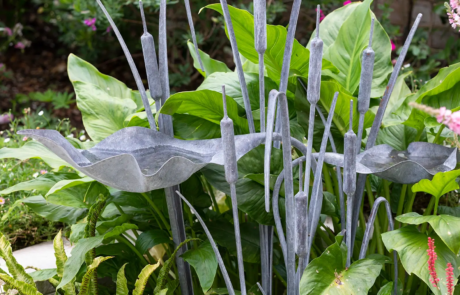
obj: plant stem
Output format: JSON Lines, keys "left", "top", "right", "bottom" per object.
{"left": 394, "top": 184, "right": 408, "bottom": 228}
{"left": 405, "top": 274, "right": 414, "bottom": 294}
{"left": 184, "top": 205, "right": 198, "bottom": 249}
{"left": 404, "top": 185, "right": 416, "bottom": 214}
{"left": 117, "top": 236, "right": 158, "bottom": 282}
{"left": 434, "top": 125, "right": 445, "bottom": 144}
{"left": 141, "top": 193, "right": 171, "bottom": 233}
{"left": 421, "top": 196, "right": 436, "bottom": 233}
{"left": 322, "top": 165, "right": 335, "bottom": 195}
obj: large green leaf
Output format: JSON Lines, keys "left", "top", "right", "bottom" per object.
{"left": 29, "top": 269, "right": 57, "bottom": 281}
{"left": 159, "top": 89, "right": 250, "bottom": 134}
{"left": 22, "top": 195, "right": 86, "bottom": 224}
{"left": 73, "top": 81, "right": 138, "bottom": 142}
{"left": 0, "top": 172, "right": 79, "bottom": 195}
{"left": 322, "top": 0, "right": 392, "bottom": 96}
{"left": 135, "top": 230, "right": 170, "bottom": 255}
{"left": 68, "top": 54, "right": 146, "bottom": 111}
{"left": 382, "top": 71, "right": 413, "bottom": 127}
{"left": 299, "top": 240, "right": 388, "bottom": 294}
{"left": 206, "top": 221, "right": 260, "bottom": 263}
{"left": 382, "top": 226, "right": 459, "bottom": 295}
{"left": 396, "top": 212, "right": 460, "bottom": 254}
{"left": 0, "top": 141, "right": 70, "bottom": 170}
{"left": 375, "top": 125, "right": 419, "bottom": 150}
{"left": 438, "top": 206, "right": 460, "bottom": 217}
{"left": 412, "top": 170, "right": 460, "bottom": 199}
{"left": 46, "top": 178, "right": 108, "bottom": 209}
{"left": 205, "top": 4, "right": 337, "bottom": 83}
{"left": 404, "top": 63, "right": 460, "bottom": 131}
{"left": 0, "top": 234, "right": 34, "bottom": 284}
{"left": 187, "top": 41, "right": 231, "bottom": 77}
{"left": 198, "top": 72, "right": 278, "bottom": 112}
{"left": 181, "top": 241, "right": 218, "bottom": 293}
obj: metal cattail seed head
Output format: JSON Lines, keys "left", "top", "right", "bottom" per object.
{"left": 307, "top": 5, "right": 323, "bottom": 105}
{"left": 357, "top": 18, "right": 375, "bottom": 114}
{"left": 139, "top": 1, "right": 162, "bottom": 101}
{"left": 254, "top": 0, "right": 267, "bottom": 53}
{"left": 344, "top": 100, "right": 357, "bottom": 195}
{"left": 221, "top": 86, "right": 238, "bottom": 184}
{"left": 295, "top": 190, "right": 308, "bottom": 257}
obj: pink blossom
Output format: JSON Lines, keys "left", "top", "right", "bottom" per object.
{"left": 0, "top": 197, "right": 5, "bottom": 205}
{"left": 106, "top": 26, "right": 112, "bottom": 32}
{"left": 391, "top": 40, "right": 396, "bottom": 51}
{"left": 22, "top": 136, "right": 28, "bottom": 141}
{"left": 343, "top": 0, "right": 352, "bottom": 5}
{"left": 446, "top": 2, "right": 460, "bottom": 31}
{"left": 427, "top": 237, "right": 440, "bottom": 288}
{"left": 84, "top": 18, "right": 97, "bottom": 31}
{"left": 446, "top": 263, "right": 454, "bottom": 295}
{"left": 14, "top": 42, "right": 25, "bottom": 49}
{"left": 3, "top": 27, "right": 12, "bottom": 36}
{"left": 40, "top": 170, "right": 48, "bottom": 175}
{"left": 451, "top": 0, "right": 459, "bottom": 10}
{"left": 0, "top": 114, "right": 13, "bottom": 124}
{"left": 316, "top": 8, "right": 325, "bottom": 22}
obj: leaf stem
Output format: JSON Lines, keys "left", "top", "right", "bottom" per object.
{"left": 394, "top": 184, "right": 407, "bottom": 228}
{"left": 141, "top": 193, "right": 171, "bottom": 233}
{"left": 434, "top": 125, "right": 445, "bottom": 144}
{"left": 421, "top": 196, "right": 436, "bottom": 233}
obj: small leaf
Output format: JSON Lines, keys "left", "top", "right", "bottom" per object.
{"left": 412, "top": 170, "right": 460, "bottom": 199}
{"left": 22, "top": 195, "right": 86, "bottom": 224}
{"left": 135, "top": 230, "right": 170, "bottom": 254}
{"left": 0, "top": 274, "right": 41, "bottom": 295}
{"left": 396, "top": 212, "right": 460, "bottom": 254}
{"left": 133, "top": 260, "right": 161, "bottom": 295}
{"left": 79, "top": 256, "right": 113, "bottom": 295}
{"left": 0, "top": 173, "right": 79, "bottom": 196}
{"left": 0, "top": 234, "right": 34, "bottom": 284}
{"left": 376, "top": 281, "right": 403, "bottom": 295}
{"left": 187, "top": 41, "right": 231, "bottom": 77}
{"left": 29, "top": 269, "right": 57, "bottom": 281}
{"left": 181, "top": 241, "right": 218, "bottom": 293}
{"left": 116, "top": 263, "right": 129, "bottom": 295}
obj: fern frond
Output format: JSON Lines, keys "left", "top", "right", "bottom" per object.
{"left": 0, "top": 234, "right": 34, "bottom": 284}
{"left": 53, "top": 231, "right": 76, "bottom": 295}
{"left": 115, "top": 263, "right": 129, "bottom": 295}
{"left": 133, "top": 261, "right": 161, "bottom": 295}
{"left": 79, "top": 256, "right": 113, "bottom": 295}
{"left": 0, "top": 274, "right": 41, "bottom": 295}
{"left": 154, "top": 238, "right": 198, "bottom": 294}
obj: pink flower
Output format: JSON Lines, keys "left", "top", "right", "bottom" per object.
{"left": 451, "top": 0, "right": 459, "bottom": 10}
{"left": 40, "top": 170, "right": 48, "bottom": 175}
{"left": 343, "top": 0, "right": 352, "bottom": 5}
{"left": 436, "top": 107, "right": 452, "bottom": 124}
{"left": 316, "top": 8, "right": 325, "bottom": 22}
{"left": 106, "top": 26, "right": 112, "bottom": 32}
{"left": 446, "top": 263, "right": 454, "bottom": 295}
{"left": 391, "top": 40, "right": 396, "bottom": 51}
{"left": 84, "top": 18, "right": 97, "bottom": 31}
{"left": 14, "top": 42, "right": 25, "bottom": 49}
{"left": 0, "top": 197, "right": 5, "bottom": 205}
{"left": 427, "top": 237, "right": 440, "bottom": 288}
{"left": 22, "top": 136, "right": 28, "bottom": 141}
{"left": 3, "top": 27, "right": 12, "bottom": 36}
{"left": 0, "top": 114, "right": 13, "bottom": 124}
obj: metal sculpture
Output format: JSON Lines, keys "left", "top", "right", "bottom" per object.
{"left": 18, "top": 1, "right": 447, "bottom": 294}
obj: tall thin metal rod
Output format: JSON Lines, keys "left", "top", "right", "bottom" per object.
{"left": 303, "top": 6, "right": 323, "bottom": 202}
{"left": 221, "top": 86, "right": 247, "bottom": 295}
{"left": 158, "top": 0, "right": 194, "bottom": 293}
{"left": 273, "top": 0, "right": 302, "bottom": 147}
{"left": 139, "top": 0, "right": 163, "bottom": 124}
{"left": 343, "top": 100, "right": 356, "bottom": 268}
{"left": 177, "top": 191, "right": 235, "bottom": 295}
{"left": 306, "top": 92, "right": 339, "bottom": 264}
{"left": 359, "top": 197, "right": 397, "bottom": 295}
{"left": 219, "top": 0, "right": 255, "bottom": 133}
{"left": 183, "top": 0, "right": 205, "bottom": 74}
{"left": 95, "top": 0, "right": 155, "bottom": 130}
{"left": 295, "top": 158, "right": 307, "bottom": 293}
{"left": 356, "top": 19, "right": 375, "bottom": 153}
{"left": 254, "top": 0, "right": 267, "bottom": 132}
{"left": 350, "top": 14, "right": 422, "bottom": 253}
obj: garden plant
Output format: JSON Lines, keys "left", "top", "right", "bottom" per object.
{"left": 0, "top": 0, "right": 460, "bottom": 295}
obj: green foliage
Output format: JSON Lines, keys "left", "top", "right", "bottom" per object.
{"left": 412, "top": 170, "right": 460, "bottom": 199}
{"left": 181, "top": 241, "right": 218, "bottom": 293}
{"left": 116, "top": 264, "right": 129, "bottom": 295}
{"left": 0, "top": 274, "right": 42, "bottom": 295}
{"left": 54, "top": 230, "right": 76, "bottom": 295}
{"left": 133, "top": 261, "right": 161, "bottom": 295}
{"left": 0, "top": 233, "right": 34, "bottom": 285}
{"left": 79, "top": 256, "right": 113, "bottom": 295}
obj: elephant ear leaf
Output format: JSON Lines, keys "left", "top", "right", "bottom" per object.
{"left": 133, "top": 260, "right": 161, "bottom": 295}
{"left": 115, "top": 263, "right": 129, "bottom": 295}
{"left": 0, "top": 274, "right": 41, "bottom": 295}
{"left": 0, "top": 233, "right": 34, "bottom": 284}
{"left": 154, "top": 239, "right": 199, "bottom": 294}
{"left": 53, "top": 231, "right": 76, "bottom": 295}
{"left": 79, "top": 256, "right": 113, "bottom": 295}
